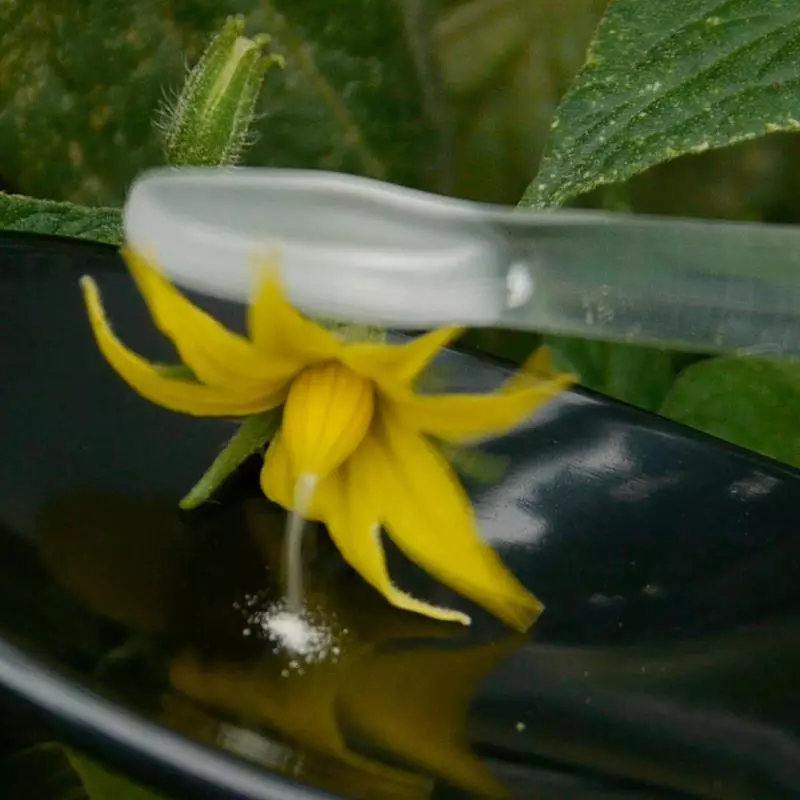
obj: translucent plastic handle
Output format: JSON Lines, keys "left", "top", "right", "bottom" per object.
{"left": 496, "top": 212, "right": 800, "bottom": 357}
{"left": 124, "top": 167, "right": 508, "bottom": 328}
{"left": 124, "top": 167, "right": 800, "bottom": 356}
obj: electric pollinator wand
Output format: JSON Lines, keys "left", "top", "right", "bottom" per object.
{"left": 123, "top": 166, "right": 800, "bottom": 610}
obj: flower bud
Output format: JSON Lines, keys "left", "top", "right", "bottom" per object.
{"left": 159, "top": 16, "right": 283, "bottom": 167}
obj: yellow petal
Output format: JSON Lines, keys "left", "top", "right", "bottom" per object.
{"left": 391, "top": 370, "right": 575, "bottom": 444}
{"left": 81, "top": 276, "right": 284, "bottom": 416}
{"left": 260, "top": 433, "right": 329, "bottom": 520}
{"left": 342, "top": 326, "right": 463, "bottom": 387}
{"left": 527, "top": 344, "right": 559, "bottom": 374}
{"left": 318, "top": 442, "right": 472, "bottom": 626}
{"left": 122, "top": 247, "right": 296, "bottom": 391}
{"left": 282, "top": 362, "right": 374, "bottom": 478}
{"left": 248, "top": 263, "right": 342, "bottom": 366}
{"left": 260, "top": 433, "right": 294, "bottom": 510}
{"left": 502, "top": 345, "right": 563, "bottom": 392}
{"left": 377, "top": 408, "right": 543, "bottom": 632}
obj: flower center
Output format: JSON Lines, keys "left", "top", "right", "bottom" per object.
{"left": 282, "top": 360, "right": 375, "bottom": 481}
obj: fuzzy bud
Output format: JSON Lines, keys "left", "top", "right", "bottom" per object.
{"left": 159, "top": 16, "right": 283, "bottom": 167}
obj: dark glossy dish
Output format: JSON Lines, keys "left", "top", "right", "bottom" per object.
{"left": 1, "top": 232, "right": 800, "bottom": 799}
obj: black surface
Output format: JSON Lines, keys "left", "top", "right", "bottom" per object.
{"left": 1, "top": 231, "right": 800, "bottom": 799}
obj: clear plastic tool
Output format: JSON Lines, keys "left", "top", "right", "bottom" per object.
{"left": 124, "top": 166, "right": 800, "bottom": 357}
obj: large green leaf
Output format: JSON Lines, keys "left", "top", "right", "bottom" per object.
{"left": 0, "top": 0, "right": 439, "bottom": 205}
{"left": 522, "top": 0, "right": 800, "bottom": 208}
{"left": 0, "top": 193, "right": 121, "bottom": 243}
{"left": 660, "top": 357, "right": 800, "bottom": 467}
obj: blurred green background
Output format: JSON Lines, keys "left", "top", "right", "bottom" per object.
{"left": 6, "top": 0, "right": 800, "bottom": 215}
{"left": 4, "top": 0, "right": 800, "bottom": 447}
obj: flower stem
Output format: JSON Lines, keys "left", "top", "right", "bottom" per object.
{"left": 284, "top": 474, "right": 318, "bottom": 612}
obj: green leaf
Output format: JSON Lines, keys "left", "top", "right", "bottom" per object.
{"left": 522, "top": 0, "right": 800, "bottom": 209}
{"left": 545, "top": 335, "right": 680, "bottom": 411}
{"left": 0, "top": 742, "right": 167, "bottom": 799}
{"left": 65, "top": 752, "right": 168, "bottom": 799}
{"left": 180, "top": 410, "right": 280, "bottom": 509}
{"left": 660, "top": 357, "right": 800, "bottom": 467}
{"left": 0, "top": 0, "right": 439, "bottom": 206}
{"left": 0, "top": 192, "right": 121, "bottom": 244}
{"left": 1, "top": 743, "right": 80, "bottom": 798}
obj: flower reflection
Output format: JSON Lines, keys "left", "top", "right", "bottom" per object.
{"left": 37, "top": 491, "right": 524, "bottom": 798}
{"left": 170, "top": 501, "right": 523, "bottom": 797}
{"left": 169, "top": 628, "right": 520, "bottom": 798}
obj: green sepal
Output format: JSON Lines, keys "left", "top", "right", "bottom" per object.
{"left": 153, "top": 363, "right": 196, "bottom": 381}
{"left": 318, "top": 318, "right": 388, "bottom": 344}
{"left": 440, "top": 444, "right": 509, "bottom": 486}
{"left": 179, "top": 409, "right": 281, "bottom": 510}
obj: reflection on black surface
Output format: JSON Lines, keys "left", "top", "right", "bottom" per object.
{"left": 35, "top": 490, "right": 525, "bottom": 799}
{"left": 20, "top": 481, "right": 800, "bottom": 799}
{"left": 4, "top": 234, "right": 800, "bottom": 798}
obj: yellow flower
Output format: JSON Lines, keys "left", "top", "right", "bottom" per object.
{"left": 80, "top": 248, "right": 575, "bottom": 631}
